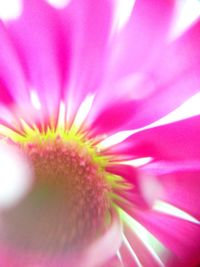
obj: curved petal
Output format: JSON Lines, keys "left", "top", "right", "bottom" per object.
{"left": 59, "top": 0, "right": 114, "bottom": 120}
{"left": 0, "top": 21, "right": 43, "bottom": 129}
{"left": 0, "top": 21, "right": 28, "bottom": 106}
{"left": 123, "top": 18, "right": 200, "bottom": 130}
{"left": 151, "top": 170, "right": 200, "bottom": 220}
{"left": 89, "top": 20, "right": 200, "bottom": 136}
{"left": 64, "top": 0, "right": 175, "bottom": 126}
{"left": 131, "top": 209, "right": 200, "bottom": 267}
{"left": 109, "top": 115, "right": 200, "bottom": 161}
{"left": 107, "top": 164, "right": 150, "bottom": 209}
{"left": 120, "top": 225, "right": 172, "bottom": 267}
{"left": 7, "top": 0, "right": 69, "bottom": 118}
{"left": 0, "top": 80, "right": 14, "bottom": 106}
{"left": 118, "top": 166, "right": 200, "bottom": 265}
{"left": 107, "top": 0, "right": 175, "bottom": 80}
{"left": 121, "top": 165, "right": 200, "bottom": 220}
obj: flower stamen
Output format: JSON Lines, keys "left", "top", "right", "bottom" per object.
{"left": 1, "top": 135, "right": 111, "bottom": 254}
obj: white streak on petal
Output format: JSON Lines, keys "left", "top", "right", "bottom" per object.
{"left": 72, "top": 94, "right": 95, "bottom": 131}
{"left": 113, "top": 0, "right": 136, "bottom": 32}
{"left": 153, "top": 200, "right": 200, "bottom": 225}
{"left": 0, "top": 143, "right": 33, "bottom": 209}
{"left": 152, "top": 92, "right": 200, "bottom": 126}
{"left": 45, "top": 0, "right": 71, "bottom": 9}
{"left": 66, "top": 95, "right": 73, "bottom": 126}
{"left": 0, "top": 0, "right": 22, "bottom": 20}
{"left": 98, "top": 130, "right": 135, "bottom": 149}
{"left": 30, "top": 90, "right": 41, "bottom": 111}
{"left": 133, "top": 91, "right": 200, "bottom": 133}
{"left": 116, "top": 250, "right": 124, "bottom": 267}
{"left": 145, "top": 91, "right": 200, "bottom": 128}
{"left": 170, "top": 0, "right": 200, "bottom": 41}
{"left": 57, "top": 101, "right": 66, "bottom": 129}
{"left": 99, "top": 91, "right": 200, "bottom": 150}
{"left": 122, "top": 234, "right": 143, "bottom": 267}
{"left": 119, "top": 209, "right": 167, "bottom": 267}
{"left": 120, "top": 157, "right": 152, "bottom": 167}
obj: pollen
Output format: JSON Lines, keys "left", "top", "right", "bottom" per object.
{"left": 1, "top": 136, "right": 111, "bottom": 254}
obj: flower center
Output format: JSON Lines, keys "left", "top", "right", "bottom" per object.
{"left": 1, "top": 137, "right": 110, "bottom": 254}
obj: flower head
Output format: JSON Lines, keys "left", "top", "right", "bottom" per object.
{"left": 0, "top": 0, "right": 200, "bottom": 266}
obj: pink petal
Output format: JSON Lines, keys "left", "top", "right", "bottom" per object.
{"left": 100, "top": 256, "right": 122, "bottom": 267}
{"left": 0, "top": 21, "right": 29, "bottom": 106}
{"left": 124, "top": 19, "right": 200, "bottom": 130}
{"left": 60, "top": 0, "right": 174, "bottom": 124}
{"left": 120, "top": 225, "right": 170, "bottom": 267}
{"left": 89, "top": 20, "right": 200, "bottom": 136}
{"left": 142, "top": 160, "right": 200, "bottom": 176}
{"left": 153, "top": 170, "right": 200, "bottom": 220}
{"left": 0, "top": 21, "right": 43, "bottom": 128}
{"left": 131, "top": 209, "right": 200, "bottom": 266}
{"left": 0, "top": 80, "right": 14, "bottom": 106}
{"left": 7, "top": 0, "right": 69, "bottom": 118}
{"left": 60, "top": 0, "right": 114, "bottom": 119}
{"left": 107, "top": 164, "right": 150, "bottom": 209}
{"left": 107, "top": 0, "right": 175, "bottom": 80}
{"left": 88, "top": 100, "right": 138, "bottom": 137}
{"left": 109, "top": 115, "right": 200, "bottom": 161}
{"left": 123, "top": 164, "right": 200, "bottom": 221}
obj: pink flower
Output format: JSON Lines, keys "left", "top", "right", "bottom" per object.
{"left": 0, "top": 0, "right": 200, "bottom": 266}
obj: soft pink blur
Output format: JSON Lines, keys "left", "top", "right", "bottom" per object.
{"left": 0, "top": 0, "right": 200, "bottom": 266}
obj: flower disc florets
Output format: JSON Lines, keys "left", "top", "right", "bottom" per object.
{"left": 2, "top": 134, "right": 111, "bottom": 253}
